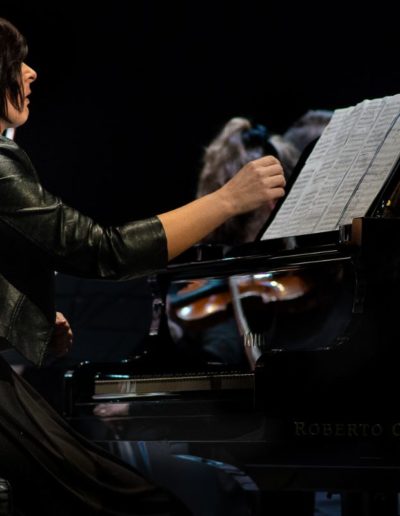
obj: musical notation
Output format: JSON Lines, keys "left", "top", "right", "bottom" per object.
{"left": 262, "top": 94, "right": 400, "bottom": 240}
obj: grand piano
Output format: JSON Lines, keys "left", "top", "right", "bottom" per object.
{"left": 64, "top": 98, "right": 400, "bottom": 515}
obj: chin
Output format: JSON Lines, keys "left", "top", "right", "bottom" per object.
{"left": 15, "top": 116, "right": 29, "bottom": 128}
{"left": 11, "top": 107, "right": 30, "bottom": 128}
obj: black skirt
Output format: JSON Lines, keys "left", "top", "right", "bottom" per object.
{"left": 0, "top": 356, "right": 187, "bottom": 516}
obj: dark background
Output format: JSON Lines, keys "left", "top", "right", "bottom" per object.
{"left": 2, "top": 3, "right": 400, "bottom": 375}
{"left": 2, "top": 2, "right": 400, "bottom": 224}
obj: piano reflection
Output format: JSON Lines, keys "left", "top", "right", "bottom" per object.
{"left": 64, "top": 95, "right": 400, "bottom": 515}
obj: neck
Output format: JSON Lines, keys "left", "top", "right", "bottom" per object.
{"left": 2, "top": 127, "right": 15, "bottom": 140}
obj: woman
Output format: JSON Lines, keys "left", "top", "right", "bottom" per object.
{"left": 0, "top": 18, "right": 285, "bottom": 516}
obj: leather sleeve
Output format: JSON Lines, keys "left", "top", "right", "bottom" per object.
{"left": 0, "top": 138, "right": 168, "bottom": 280}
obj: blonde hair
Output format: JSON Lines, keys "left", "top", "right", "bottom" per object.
{"left": 197, "top": 117, "right": 254, "bottom": 198}
{"left": 196, "top": 117, "right": 300, "bottom": 245}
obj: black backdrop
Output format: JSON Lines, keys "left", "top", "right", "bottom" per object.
{"left": 3, "top": 2, "right": 400, "bottom": 225}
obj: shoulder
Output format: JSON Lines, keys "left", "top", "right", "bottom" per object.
{"left": 0, "top": 134, "right": 24, "bottom": 155}
{"left": 0, "top": 135, "right": 36, "bottom": 179}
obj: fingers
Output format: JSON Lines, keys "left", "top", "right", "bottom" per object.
{"left": 253, "top": 155, "right": 281, "bottom": 167}
{"left": 266, "top": 171, "right": 286, "bottom": 188}
{"left": 269, "top": 187, "right": 285, "bottom": 200}
{"left": 254, "top": 160, "right": 286, "bottom": 202}
{"left": 52, "top": 335, "right": 73, "bottom": 357}
{"left": 55, "top": 312, "right": 70, "bottom": 329}
{"left": 55, "top": 331, "right": 72, "bottom": 348}
{"left": 55, "top": 311, "right": 66, "bottom": 322}
{"left": 246, "top": 158, "right": 285, "bottom": 180}
{"left": 51, "top": 311, "right": 73, "bottom": 356}
{"left": 255, "top": 162, "right": 286, "bottom": 193}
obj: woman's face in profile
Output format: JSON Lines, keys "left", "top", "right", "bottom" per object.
{"left": 2, "top": 62, "right": 37, "bottom": 131}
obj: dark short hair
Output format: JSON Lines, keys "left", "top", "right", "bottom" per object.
{"left": 0, "top": 18, "right": 28, "bottom": 122}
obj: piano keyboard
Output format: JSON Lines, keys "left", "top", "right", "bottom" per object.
{"left": 93, "top": 371, "right": 254, "bottom": 398}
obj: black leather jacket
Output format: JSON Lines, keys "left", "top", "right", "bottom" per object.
{"left": 0, "top": 135, "right": 168, "bottom": 366}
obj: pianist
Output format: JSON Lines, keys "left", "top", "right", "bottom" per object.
{"left": 0, "top": 17, "right": 285, "bottom": 515}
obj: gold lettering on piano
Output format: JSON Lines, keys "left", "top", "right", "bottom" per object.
{"left": 294, "top": 421, "right": 385, "bottom": 438}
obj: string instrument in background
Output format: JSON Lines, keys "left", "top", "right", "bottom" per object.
{"left": 167, "top": 272, "right": 315, "bottom": 332}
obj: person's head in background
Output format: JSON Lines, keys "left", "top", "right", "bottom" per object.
{"left": 197, "top": 111, "right": 332, "bottom": 245}
{"left": 283, "top": 109, "right": 333, "bottom": 154}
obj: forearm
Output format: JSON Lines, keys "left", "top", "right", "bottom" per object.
{"left": 158, "top": 190, "right": 233, "bottom": 260}
{"left": 158, "top": 155, "right": 286, "bottom": 260}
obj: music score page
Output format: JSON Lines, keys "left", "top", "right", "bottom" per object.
{"left": 261, "top": 94, "right": 400, "bottom": 240}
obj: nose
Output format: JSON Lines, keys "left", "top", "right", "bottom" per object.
{"left": 22, "top": 63, "right": 37, "bottom": 84}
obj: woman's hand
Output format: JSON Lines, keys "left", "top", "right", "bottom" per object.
{"left": 49, "top": 312, "right": 73, "bottom": 357}
{"left": 217, "top": 155, "right": 285, "bottom": 216}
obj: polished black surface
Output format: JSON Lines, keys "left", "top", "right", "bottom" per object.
{"left": 64, "top": 210, "right": 400, "bottom": 515}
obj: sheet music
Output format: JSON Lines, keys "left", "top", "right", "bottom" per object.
{"left": 261, "top": 94, "right": 400, "bottom": 240}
